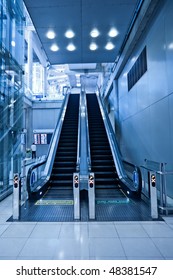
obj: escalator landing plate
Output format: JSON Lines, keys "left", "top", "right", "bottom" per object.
{"left": 35, "top": 200, "right": 74, "bottom": 206}
{"left": 96, "top": 198, "right": 129, "bottom": 204}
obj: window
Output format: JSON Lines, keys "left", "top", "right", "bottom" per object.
{"left": 127, "top": 46, "right": 147, "bottom": 91}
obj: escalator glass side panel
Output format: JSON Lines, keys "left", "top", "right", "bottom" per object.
{"left": 33, "top": 94, "right": 80, "bottom": 203}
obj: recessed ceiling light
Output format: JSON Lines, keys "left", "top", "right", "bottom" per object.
{"left": 168, "top": 43, "right": 173, "bottom": 49}
{"left": 108, "top": 27, "right": 118, "bottom": 37}
{"left": 89, "top": 42, "right": 98, "bottom": 51}
{"left": 105, "top": 42, "right": 115, "bottom": 50}
{"left": 90, "top": 28, "right": 100, "bottom": 38}
{"left": 50, "top": 44, "right": 59, "bottom": 52}
{"left": 67, "top": 43, "right": 76, "bottom": 51}
{"left": 46, "top": 30, "right": 56, "bottom": 39}
{"left": 11, "top": 40, "right": 15, "bottom": 47}
{"left": 65, "top": 29, "right": 75, "bottom": 38}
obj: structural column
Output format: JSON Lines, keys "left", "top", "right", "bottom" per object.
{"left": 27, "top": 30, "right": 33, "bottom": 92}
{"left": 43, "top": 66, "right": 47, "bottom": 97}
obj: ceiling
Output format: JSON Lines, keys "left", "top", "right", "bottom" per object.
{"left": 23, "top": 0, "right": 140, "bottom": 66}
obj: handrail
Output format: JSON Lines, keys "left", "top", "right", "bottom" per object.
{"left": 96, "top": 91, "right": 138, "bottom": 193}
{"left": 141, "top": 165, "right": 173, "bottom": 175}
{"left": 26, "top": 158, "right": 46, "bottom": 195}
{"left": 27, "top": 92, "right": 70, "bottom": 194}
{"left": 85, "top": 92, "right": 91, "bottom": 170}
{"left": 96, "top": 92, "right": 127, "bottom": 179}
{"left": 76, "top": 92, "right": 82, "bottom": 170}
{"left": 43, "top": 92, "right": 70, "bottom": 177}
{"left": 140, "top": 162, "right": 173, "bottom": 214}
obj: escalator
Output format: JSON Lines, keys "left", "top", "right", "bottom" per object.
{"left": 18, "top": 94, "right": 80, "bottom": 221}
{"left": 42, "top": 94, "right": 79, "bottom": 201}
{"left": 17, "top": 92, "right": 154, "bottom": 222}
{"left": 86, "top": 93, "right": 128, "bottom": 203}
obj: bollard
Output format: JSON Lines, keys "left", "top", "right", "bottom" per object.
{"left": 150, "top": 172, "right": 158, "bottom": 219}
{"left": 73, "top": 173, "right": 80, "bottom": 219}
{"left": 13, "top": 173, "right": 20, "bottom": 220}
{"left": 88, "top": 172, "right": 95, "bottom": 219}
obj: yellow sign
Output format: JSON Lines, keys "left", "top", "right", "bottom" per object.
{"left": 35, "top": 200, "right": 74, "bottom": 206}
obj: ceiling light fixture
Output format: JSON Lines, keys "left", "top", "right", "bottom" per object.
{"left": 105, "top": 42, "right": 115, "bottom": 50}
{"left": 11, "top": 40, "right": 16, "bottom": 47}
{"left": 90, "top": 28, "right": 100, "bottom": 38}
{"left": 46, "top": 30, "right": 56, "bottom": 39}
{"left": 89, "top": 42, "right": 98, "bottom": 51}
{"left": 108, "top": 27, "right": 118, "bottom": 38}
{"left": 67, "top": 43, "right": 76, "bottom": 51}
{"left": 50, "top": 44, "right": 59, "bottom": 52}
{"left": 65, "top": 29, "right": 75, "bottom": 38}
{"left": 168, "top": 42, "right": 173, "bottom": 49}
{"left": 108, "top": 27, "right": 118, "bottom": 37}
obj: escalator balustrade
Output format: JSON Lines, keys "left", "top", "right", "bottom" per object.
{"left": 42, "top": 94, "right": 79, "bottom": 201}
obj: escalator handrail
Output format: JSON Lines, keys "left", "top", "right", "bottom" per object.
{"left": 43, "top": 92, "right": 70, "bottom": 177}
{"left": 96, "top": 92, "right": 127, "bottom": 180}
{"left": 27, "top": 92, "right": 70, "bottom": 194}
{"left": 76, "top": 92, "right": 82, "bottom": 170}
{"left": 26, "top": 158, "right": 46, "bottom": 196}
{"left": 84, "top": 92, "right": 91, "bottom": 169}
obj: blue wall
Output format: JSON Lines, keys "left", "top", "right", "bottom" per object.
{"left": 114, "top": 0, "right": 173, "bottom": 197}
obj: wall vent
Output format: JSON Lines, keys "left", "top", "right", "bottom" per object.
{"left": 127, "top": 46, "right": 147, "bottom": 91}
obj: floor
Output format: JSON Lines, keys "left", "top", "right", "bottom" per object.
{"left": 0, "top": 195, "right": 173, "bottom": 260}
{"left": 14, "top": 191, "right": 155, "bottom": 222}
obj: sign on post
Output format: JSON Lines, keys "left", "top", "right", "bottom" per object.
{"left": 73, "top": 173, "right": 80, "bottom": 220}
{"left": 150, "top": 172, "right": 158, "bottom": 219}
{"left": 13, "top": 173, "right": 20, "bottom": 220}
{"left": 88, "top": 173, "right": 95, "bottom": 219}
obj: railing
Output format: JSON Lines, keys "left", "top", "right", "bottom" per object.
{"left": 96, "top": 91, "right": 138, "bottom": 195}
{"left": 42, "top": 92, "right": 69, "bottom": 177}
{"left": 76, "top": 90, "right": 91, "bottom": 171}
{"left": 76, "top": 92, "right": 82, "bottom": 171}
{"left": 140, "top": 159, "right": 173, "bottom": 215}
{"left": 97, "top": 91, "right": 126, "bottom": 178}
{"left": 123, "top": 160, "right": 142, "bottom": 192}
{"left": 77, "top": 90, "right": 91, "bottom": 191}
{"left": 85, "top": 92, "right": 91, "bottom": 171}
{"left": 26, "top": 92, "right": 70, "bottom": 196}
{"left": 158, "top": 171, "right": 173, "bottom": 215}
{"left": 26, "top": 157, "right": 47, "bottom": 197}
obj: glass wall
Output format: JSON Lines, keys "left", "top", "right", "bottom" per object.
{"left": 0, "top": 0, "right": 24, "bottom": 199}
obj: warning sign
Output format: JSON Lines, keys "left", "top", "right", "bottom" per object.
{"left": 13, "top": 173, "right": 19, "bottom": 188}
{"left": 151, "top": 174, "right": 156, "bottom": 187}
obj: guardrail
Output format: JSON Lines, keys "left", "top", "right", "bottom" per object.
{"left": 85, "top": 92, "right": 91, "bottom": 171}
{"left": 96, "top": 91, "right": 138, "bottom": 196}
{"left": 76, "top": 91, "right": 82, "bottom": 171}
{"left": 140, "top": 161, "right": 173, "bottom": 215}
{"left": 26, "top": 93, "right": 70, "bottom": 197}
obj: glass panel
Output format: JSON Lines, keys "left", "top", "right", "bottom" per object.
{"left": 0, "top": 0, "right": 24, "bottom": 199}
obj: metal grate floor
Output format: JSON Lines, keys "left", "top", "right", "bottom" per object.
{"left": 8, "top": 196, "right": 163, "bottom": 222}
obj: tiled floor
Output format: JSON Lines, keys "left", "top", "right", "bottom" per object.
{"left": 0, "top": 195, "right": 173, "bottom": 260}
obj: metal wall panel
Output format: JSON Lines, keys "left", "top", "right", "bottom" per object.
{"left": 116, "top": 0, "right": 173, "bottom": 197}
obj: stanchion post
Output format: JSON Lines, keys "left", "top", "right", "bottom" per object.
{"left": 13, "top": 173, "right": 20, "bottom": 220}
{"left": 88, "top": 172, "right": 95, "bottom": 219}
{"left": 150, "top": 172, "right": 158, "bottom": 219}
{"left": 73, "top": 173, "right": 80, "bottom": 220}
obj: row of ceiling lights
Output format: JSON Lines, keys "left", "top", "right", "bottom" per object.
{"left": 46, "top": 27, "right": 119, "bottom": 52}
